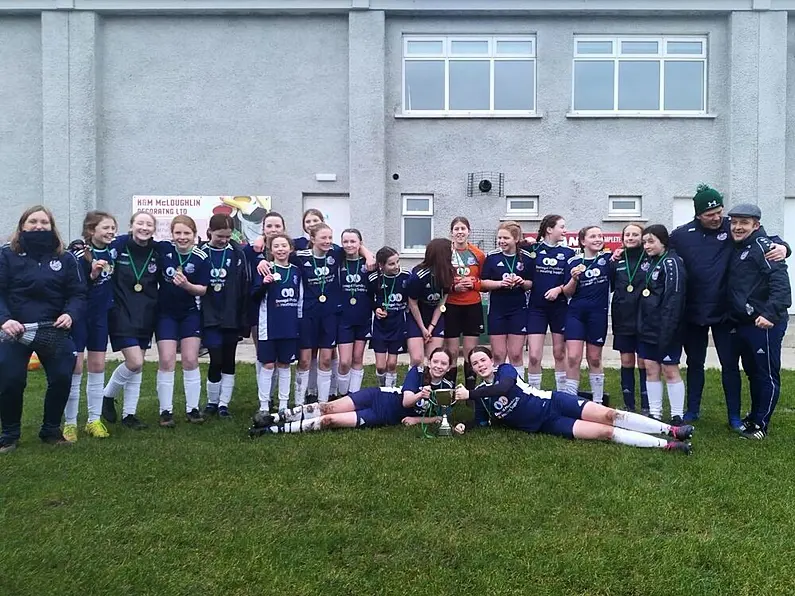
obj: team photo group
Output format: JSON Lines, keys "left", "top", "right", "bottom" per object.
{"left": 0, "top": 184, "right": 790, "bottom": 455}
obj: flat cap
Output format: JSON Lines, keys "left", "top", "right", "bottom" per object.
{"left": 728, "top": 203, "right": 761, "bottom": 219}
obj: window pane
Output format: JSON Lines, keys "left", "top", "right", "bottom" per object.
{"left": 450, "top": 40, "right": 489, "bottom": 55}
{"left": 404, "top": 61, "right": 445, "bottom": 110}
{"left": 621, "top": 40, "right": 659, "bottom": 55}
{"left": 618, "top": 60, "right": 660, "bottom": 110}
{"left": 576, "top": 40, "right": 613, "bottom": 55}
{"left": 406, "top": 40, "right": 443, "bottom": 55}
{"left": 667, "top": 41, "right": 703, "bottom": 55}
{"left": 664, "top": 61, "right": 705, "bottom": 111}
{"left": 494, "top": 60, "right": 535, "bottom": 110}
{"left": 404, "top": 218, "right": 432, "bottom": 250}
{"left": 611, "top": 200, "right": 638, "bottom": 211}
{"left": 573, "top": 60, "right": 614, "bottom": 110}
{"left": 509, "top": 199, "right": 536, "bottom": 211}
{"left": 496, "top": 40, "right": 533, "bottom": 55}
{"left": 449, "top": 60, "right": 490, "bottom": 110}
{"left": 405, "top": 197, "right": 430, "bottom": 212}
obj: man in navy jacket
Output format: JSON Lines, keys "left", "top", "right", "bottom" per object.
{"left": 669, "top": 185, "right": 788, "bottom": 428}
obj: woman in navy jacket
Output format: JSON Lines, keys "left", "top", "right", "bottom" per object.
{"left": 0, "top": 205, "right": 86, "bottom": 452}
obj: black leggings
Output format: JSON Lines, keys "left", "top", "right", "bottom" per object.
{"left": 207, "top": 341, "right": 238, "bottom": 383}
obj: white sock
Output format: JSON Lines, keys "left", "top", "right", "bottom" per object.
{"left": 308, "top": 357, "right": 318, "bottom": 393}
{"left": 667, "top": 380, "right": 685, "bottom": 418}
{"left": 157, "top": 370, "right": 175, "bottom": 414}
{"left": 527, "top": 373, "right": 542, "bottom": 390}
{"left": 184, "top": 368, "right": 201, "bottom": 413}
{"left": 277, "top": 367, "right": 291, "bottom": 410}
{"left": 589, "top": 373, "right": 605, "bottom": 405}
{"left": 122, "top": 371, "right": 143, "bottom": 417}
{"left": 259, "top": 367, "right": 274, "bottom": 412}
{"left": 219, "top": 373, "right": 235, "bottom": 407}
{"left": 376, "top": 371, "right": 386, "bottom": 387}
{"left": 86, "top": 371, "right": 105, "bottom": 423}
{"left": 611, "top": 427, "right": 668, "bottom": 449}
{"left": 104, "top": 363, "right": 133, "bottom": 398}
{"left": 294, "top": 369, "right": 309, "bottom": 406}
{"left": 614, "top": 410, "right": 671, "bottom": 435}
{"left": 255, "top": 360, "right": 264, "bottom": 399}
{"left": 337, "top": 372, "right": 351, "bottom": 396}
{"left": 276, "top": 403, "right": 322, "bottom": 422}
{"left": 555, "top": 371, "right": 567, "bottom": 392}
{"left": 647, "top": 380, "right": 664, "bottom": 419}
{"left": 513, "top": 365, "right": 525, "bottom": 381}
{"left": 65, "top": 373, "right": 82, "bottom": 425}
{"left": 565, "top": 378, "right": 579, "bottom": 395}
{"left": 317, "top": 369, "right": 331, "bottom": 403}
{"left": 385, "top": 372, "right": 397, "bottom": 388}
{"left": 330, "top": 358, "right": 339, "bottom": 396}
{"left": 206, "top": 380, "right": 221, "bottom": 405}
{"left": 277, "top": 418, "right": 322, "bottom": 433}
{"left": 349, "top": 368, "right": 364, "bottom": 393}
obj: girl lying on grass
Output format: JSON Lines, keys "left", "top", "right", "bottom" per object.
{"left": 248, "top": 347, "right": 455, "bottom": 435}
{"left": 452, "top": 346, "right": 694, "bottom": 454}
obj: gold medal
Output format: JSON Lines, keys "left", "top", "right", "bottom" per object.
{"left": 642, "top": 289, "right": 651, "bottom": 297}
{"left": 626, "top": 285, "right": 634, "bottom": 293}
{"left": 350, "top": 297, "right": 357, "bottom": 305}
{"left": 529, "top": 252, "right": 536, "bottom": 259}
{"left": 319, "top": 295, "right": 327, "bottom": 303}
{"left": 176, "top": 266, "right": 183, "bottom": 274}
{"left": 102, "top": 262, "right": 112, "bottom": 274}
{"left": 272, "top": 272, "right": 282, "bottom": 281}
{"left": 214, "top": 283, "right": 223, "bottom": 292}
{"left": 134, "top": 283, "right": 143, "bottom": 293}
{"left": 439, "top": 305, "right": 447, "bottom": 313}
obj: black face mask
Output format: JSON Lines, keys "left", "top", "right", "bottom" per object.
{"left": 20, "top": 230, "right": 57, "bottom": 256}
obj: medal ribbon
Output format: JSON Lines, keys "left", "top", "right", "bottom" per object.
{"left": 643, "top": 251, "right": 669, "bottom": 290}
{"left": 382, "top": 274, "right": 398, "bottom": 311}
{"left": 503, "top": 252, "right": 518, "bottom": 275}
{"left": 210, "top": 246, "right": 229, "bottom": 281}
{"left": 311, "top": 252, "right": 327, "bottom": 297}
{"left": 273, "top": 263, "right": 292, "bottom": 286}
{"left": 346, "top": 258, "right": 362, "bottom": 299}
{"left": 176, "top": 249, "right": 191, "bottom": 272}
{"left": 128, "top": 248, "right": 154, "bottom": 289}
{"left": 624, "top": 251, "right": 643, "bottom": 286}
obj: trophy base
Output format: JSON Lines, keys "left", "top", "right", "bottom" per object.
{"left": 437, "top": 423, "right": 453, "bottom": 437}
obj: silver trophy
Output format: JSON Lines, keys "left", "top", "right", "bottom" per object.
{"left": 434, "top": 388, "right": 454, "bottom": 437}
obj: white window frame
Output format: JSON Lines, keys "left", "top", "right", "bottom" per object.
{"left": 401, "top": 194, "right": 434, "bottom": 254}
{"left": 505, "top": 195, "right": 540, "bottom": 219}
{"left": 571, "top": 35, "right": 707, "bottom": 115}
{"left": 402, "top": 35, "right": 537, "bottom": 116}
{"left": 607, "top": 195, "right": 643, "bottom": 219}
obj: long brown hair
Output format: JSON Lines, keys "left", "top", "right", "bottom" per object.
{"left": 9, "top": 205, "right": 64, "bottom": 255}
{"left": 302, "top": 208, "right": 325, "bottom": 234}
{"left": 81, "top": 210, "right": 117, "bottom": 262}
{"left": 621, "top": 222, "right": 645, "bottom": 248}
{"left": 450, "top": 216, "right": 471, "bottom": 232}
{"left": 577, "top": 225, "right": 601, "bottom": 249}
{"left": 422, "top": 347, "right": 454, "bottom": 386}
{"left": 536, "top": 214, "right": 564, "bottom": 243}
{"left": 418, "top": 238, "right": 454, "bottom": 291}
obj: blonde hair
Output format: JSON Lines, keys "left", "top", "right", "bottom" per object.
{"left": 9, "top": 205, "right": 64, "bottom": 255}
{"left": 497, "top": 221, "right": 523, "bottom": 243}
{"left": 171, "top": 214, "right": 197, "bottom": 234}
{"left": 130, "top": 210, "right": 157, "bottom": 229}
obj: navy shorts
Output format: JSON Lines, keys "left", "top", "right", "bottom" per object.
{"left": 488, "top": 309, "right": 527, "bottom": 336}
{"left": 637, "top": 341, "right": 682, "bottom": 365}
{"left": 370, "top": 336, "right": 406, "bottom": 355}
{"left": 613, "top": 334, "right": 638, "bottom": 354}
{"left": 299, "top": 313, "right": 339, "bottom": 350}
{"left": 526, "top": 301, "right": 567, "bottom": 335}
{"left": 156, "top": 311, "right": 202, "bottom": 342}
{"left": 72, "top": 314, "right": 109, "bottom": 353}
{"left": 109, "top": 335, "right": 152, "bottom": 353}
{"left": 338, "top": 320, "right": 371, "bottom": 345}
{"left": 202, "top": 327, "right": 241, "bottom": 350}
{"left": 538, "top": 392, "right": 588, "bottom": 439}
{"left": 407, "top": 310, "right": 445, "bottom": 339}
{"left": 257, "top": 339, "right": 298, "bottom": 364}
{"left": 564, "top": 307, "right": 608, "bottom": 346}
{"left": 351, "top": 387, "right": 391, "bottom": 427}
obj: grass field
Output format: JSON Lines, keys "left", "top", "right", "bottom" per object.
{"left": 2, "top": 364, "right": 795, "bottom": 596}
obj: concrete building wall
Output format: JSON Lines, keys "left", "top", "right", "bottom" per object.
{"left": 384, "top": 15, "right": 731, "bottom": 252}
{"left": 0, "top": 17, "right": 42, "bottom": 220}
{"left": 97, "top": 15, "right": 350, "bottom": 236}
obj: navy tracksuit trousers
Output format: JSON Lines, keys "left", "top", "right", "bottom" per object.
{"left": 683, "top": 322, "right": 740, "bottom": 421}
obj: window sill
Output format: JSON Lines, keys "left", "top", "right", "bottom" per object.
{"left": 396, "top": 112, "right": 543, "bottom": 119}
{"left": 566, "top": 112, "right": 717, "bottom": 119}
{"left": 501, "top": 214, "right": 542, "bottom": 221}
{"left": 400, "top": 252, "right": 425, "bottom": 260}
{"left": 603, "top": 216, "right": 649, "bottom": 223}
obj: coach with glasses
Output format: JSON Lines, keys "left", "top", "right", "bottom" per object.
{"left": 0, "top": 205, "right": 86, "bottom": 453}
{"left": 669, "top": 185, "right": 789, "bottom": 429}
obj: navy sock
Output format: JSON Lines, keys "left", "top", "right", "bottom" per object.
{"left": 620, "top": 367, "right": 636, "bottom": 410}
{"left": 638, "top": 368, "right": 649, "bottom": 410}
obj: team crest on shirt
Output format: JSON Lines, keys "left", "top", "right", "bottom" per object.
{"left": 110, "top": 248, "right": 118, "bottom": 260}
{"left": 717, "top": 232, "right": 728, "bottom": 241}
{"left": 557, "top": 253, "right": 564, "bottom": 260}
{"left": 185, "top": 263, "right": 195, "bottom": 274}
{"left": 598, "top": 258, "right": 606, "bottom": 266}
{"left": 652, "top": 270, "right": 659, "bottom": 281}
{"left": 148, "top": 262, "right": 157, "bottom": 273}
{"left": 740, "top": 250, "right": 749, "bottom": 260}
{"left": 516, "top": 261, "right": 524, "bottom": 271}
{"left": 49, "top": 259, "right": 62, "bottom": 272}
{"left": 327, "top": 256, "right": 335, "bottom": 266}
{"left": 641, "top": 261, "right": 651, "bottom": 272}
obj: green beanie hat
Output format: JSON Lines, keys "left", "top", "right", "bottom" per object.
{"left": 693, "top": 183, "right": 724, "bottom": 216}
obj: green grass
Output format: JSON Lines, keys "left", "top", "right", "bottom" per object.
{"left": 2, "top": 365, "right": 795, "bottom": 596}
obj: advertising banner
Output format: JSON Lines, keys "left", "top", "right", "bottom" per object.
{"left": 523, "top": 230, "right": 623, "bottom": 253}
